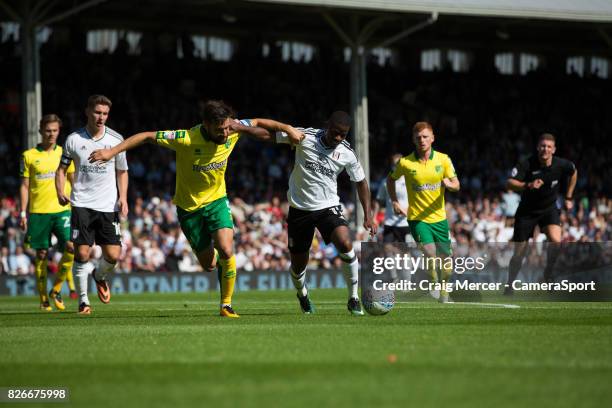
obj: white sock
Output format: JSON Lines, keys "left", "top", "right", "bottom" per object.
{"left": 95, "top": 257, "right": 116, "bottom": 281}
{"left": 340, "top": 249, "right": 359, "bottom": 299}
{"left": 290, "top": 267, "right": 308, "bottom": 297}
{"left": 74, "top": 261, "right": 94, "bottom": 305}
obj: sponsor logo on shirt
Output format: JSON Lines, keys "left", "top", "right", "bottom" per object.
{"left": 79, "top": 164, "right": 108, "bottom": 174}
{"left": 35, "top": 171, "right": 55, "bottom": 180}
{"left": 412, "top": 182, "right": 441, "bottom": 192}
{"left": 304, "top": 161, "right": 335, "bottom": 178}
{"left": 192, "top": 159, "right": 227, "bottom": 173}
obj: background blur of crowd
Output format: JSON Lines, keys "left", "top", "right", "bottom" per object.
{"left": 1, "top": 33, "right": 610, "bottom": 275}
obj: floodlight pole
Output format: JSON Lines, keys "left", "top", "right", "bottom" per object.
{"left": 322, "top": 11, "right": 437, "bottom": 231}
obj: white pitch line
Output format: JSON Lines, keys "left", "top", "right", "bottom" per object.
{"left": 396, "top": 301, "right": 520, "bottom": 309}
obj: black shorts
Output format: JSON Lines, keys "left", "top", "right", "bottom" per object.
{"left": 383, "top": 225, "right": 411, "bottom": 243}
{"left": 287, "top": 205, "right": 349, "bottom": 253}
{"left": 512, "top": 207, "right": 561, "bottom": 242}
{"left": 71, "top": 207, "right": 121, "bottom": 246}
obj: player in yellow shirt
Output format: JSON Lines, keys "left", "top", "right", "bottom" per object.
{"left": 19, "top": 114, "right": 77, "bottom": 311}
{"left": 88, "top": 100, "right": 281, "bottom": 317}
{"left": 387, "top": 121, "right": 460, "bottom": 302}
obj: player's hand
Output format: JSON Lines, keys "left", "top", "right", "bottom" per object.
{"left": 442, "top": 178, "right": 455, "bottom": 189}
{"left": 564, "top": 198, "right": 574, "bottom": 211}
{"left": 228, "top": 119, "right": 246, "bottom": 133}
{"left": 118, "top": 199, "right": 129, "bottom": 218}
{"left": 363, "top": 217, "right": 378, "bottom": 237}
{"left": 391, "top": 201, "right": 407, "bottom": 217}
{"left": 89, "top": 149, "right": 113, "bottom": 163}
{"left": 19, "top": 216, "right": 27, "bottom": 231}
{"left": 528, "top": 179, "right": 544, "bottom": 190}
{"left": 58, "top": 193, "right": 71, "bottom": 206}
{"left": 285, "top": 126, "right": 305, "bottom": 145}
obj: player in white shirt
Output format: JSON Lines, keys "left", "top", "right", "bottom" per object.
{"left": 55, "top": 95, "right": 129, "bottom": 315}
{"left": 250, "top": 111, "right": 377, "bottom": 315}
{"left": 376, "top": 154, "right": 410, "bottom": 243}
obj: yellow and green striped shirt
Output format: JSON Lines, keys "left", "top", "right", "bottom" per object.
{"left": 389, "top": 150, "right": 457, "bottom": 223}
{"left": 20, "top": 145, "right": 75, "bottom": 214}
{"left": 155, "top": 123, "right": 243, "bottom": 212}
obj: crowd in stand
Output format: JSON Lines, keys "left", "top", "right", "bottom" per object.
{"left": 1, "top": 34, "right": 610, "bottom": 275}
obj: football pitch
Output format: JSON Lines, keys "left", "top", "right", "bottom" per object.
{"left": 1, "top": 289, "right": 611, "bottom": 408}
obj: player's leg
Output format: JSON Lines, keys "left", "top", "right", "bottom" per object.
{"left": 63, "top": 241, "right": 78, "bottom": 299}
{"left": 541, "top": 209, "right": 563, "bottom": 283}
{"left": 211, "top": 228, "right": 239, "bottom": 317}
{"left": 49, "top": 211, "right": 72, "bottom": 309}
{"left": 431, "top": 220, "right": 453, "bottom": 303}
{"left": 203, "top": 197, "right": 239, "bottom": 318}
{"left": 70, "top": 208, "right": 96, "bottom": 314}
{"left": 287, "top": 207, "right": 315, "bottom": 314}
{"left": 506, "top": 214, "right": 537, "bottom": 294}
{"left": 409, "top": 221, "right": 439, "bottom": 298}
{"left": 177, "top": 204, "right": 233, "bottom": 315}
{"left": 321, "top": 206, "right": 363, "bottom": 315}
{"left": 26, "top": 213, "right": 53, "bottom": 310}
{"left": 93, "top": 211, "right": 123, "bottom": 304}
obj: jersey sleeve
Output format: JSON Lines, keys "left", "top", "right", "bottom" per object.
{"left": 20, "top": 152, "right": 29, "bottom": 178}
{"left": 275, "top": 126, "right": 308, "bottom": 145}
{"left": 389, "top": 158, "right": 405, "bottom": 180}
{"left": 66, "top": 160, "right": 76, "bottom": 175}
{"left": 60, "top": 136, "right": 73, "bottom": 167}
{"left": 115, "top": 151, "right": 129, "bottom": 171}
{"left": 155, "top": 129, "right": 190, "bottom": 151}
{"left": 510, "top": 159, "right": 528, "bottom": 181}
{"left": 346, "top": 154, "right": 365, "bottom": 182}
{"left": 443, "top": 155, "right": 458, "bottom": 178}
{"left": 564, "top": 159, "right": 576, "bottom": 177}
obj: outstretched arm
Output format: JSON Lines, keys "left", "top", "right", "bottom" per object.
{"left": 357, "top": 179, "right": 378, "bottom": 237}
{"left": 250, "top": 118, "right": 304, "bottom": 144}
{"left": 89, "top": 131, "right": 156, "bottom": 163}
{"left": 227, "top": 120, "right": 272, "bottom": 142}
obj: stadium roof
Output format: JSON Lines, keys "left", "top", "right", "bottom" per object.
{"left": 252, "top": 0, "right": 612, "bottom": 23}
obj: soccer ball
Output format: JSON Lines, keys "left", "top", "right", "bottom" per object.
{"left": 362, "top": 287, "right": 395, "bottom": 315}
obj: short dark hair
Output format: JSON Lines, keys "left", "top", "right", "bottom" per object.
{"left": 328, "top": 111, "right": 351, "bottom": 128}
{"left": 39, "top": 114, "right": 62, "bottom": 130}
{"left": 539, "top": 133, "right": 556, "bottom": 144}
{"left": 87, "top": 94, "right": 112, "bottom": 109}
{"left": 202, "top": 100, "right": 235, "bottom": 124}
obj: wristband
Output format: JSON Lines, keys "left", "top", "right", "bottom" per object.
{"left": 20, "top": 211, "right": 26, "bottom": 218}
{"left": 565, "top": 196, "right": 573, "bottom": 200}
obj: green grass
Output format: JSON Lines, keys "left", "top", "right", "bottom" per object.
{"left": 1, "top": 289, "right": 611, "bottom": 408}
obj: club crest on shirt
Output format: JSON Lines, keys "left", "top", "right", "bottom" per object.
{"left": 435, "top": 165, "right": 442, "bottom": 173}
{"left": 333, "top": 151, "right": 340, "bottom": 160}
